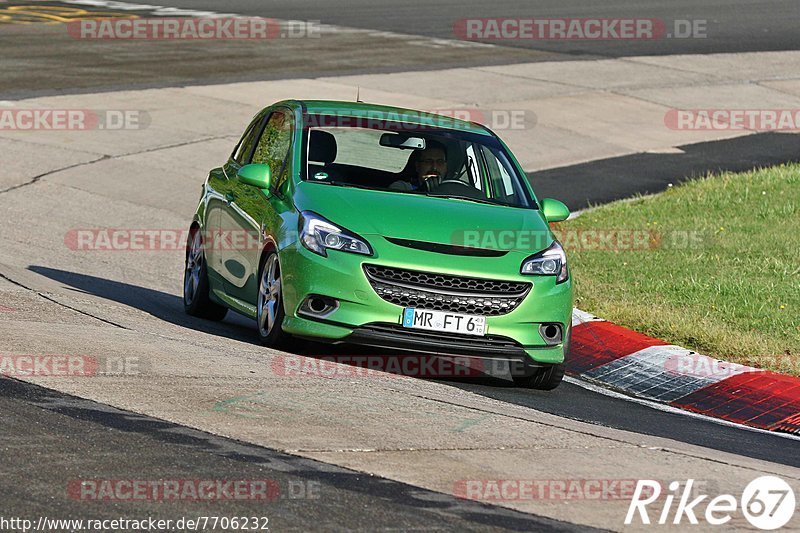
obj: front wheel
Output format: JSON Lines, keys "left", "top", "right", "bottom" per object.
{"left": 512, "top": 363, "right": 565, "bottom": 390}
{"left": 256, "top": 252, "right": 290, "bottom": 348}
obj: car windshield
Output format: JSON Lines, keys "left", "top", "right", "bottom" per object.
{"left": 302, "top": 115, "right": 535, "bottom": 208}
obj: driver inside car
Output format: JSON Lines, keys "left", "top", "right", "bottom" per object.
{"left": 389, "top": 140, "right": 448, "bottom": 191}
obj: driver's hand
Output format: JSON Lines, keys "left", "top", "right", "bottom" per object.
{"left": 422, "top": 174, "right": 442, "bottom": 191}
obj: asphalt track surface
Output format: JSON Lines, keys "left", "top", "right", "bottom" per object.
{"left": 0, "top": 378, "right": 587, "bottom": 532}
{"left": 531, "top": 132, "right": 800, "bottom": 210}
{"left": 3, "top": 0, "right": 800, "bottom": 97}
{"left": 123, "top": 0, "right": 800, "bottom": 58}
{"left": 1, "top": 1, "right": 800, "bottom": 530}
{"left": 8, "top": 264, "right": 800, "bottom": 471}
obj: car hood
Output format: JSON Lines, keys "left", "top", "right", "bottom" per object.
{"left": 294, "top": 181, "right": 553, "bottom": 253}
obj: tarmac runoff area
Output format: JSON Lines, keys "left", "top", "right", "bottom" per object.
{"left": 1, "top": 50, "right": 800, "bottom": 530}
{"left": 3, "top": 48, "right": 800, "bottom": 198}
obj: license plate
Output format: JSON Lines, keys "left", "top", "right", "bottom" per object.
{"left": 402, "top": 308, "right": 486, "bottom": 336}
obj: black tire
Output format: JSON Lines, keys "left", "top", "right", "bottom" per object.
{"left": 512, "top": 363, "right": 565, "bottom": 390}
{"left": 183, "top": 226, "right": 228, "bottom": 321}
{"left": 256, "top": 251, "right": 291, "bottom": 348}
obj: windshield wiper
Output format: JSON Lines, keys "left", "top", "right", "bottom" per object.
{"left": 426, "top": 194, "right": 504, "bottom": 206}
{"left": 316, "top": 180, "right": 382, "bottom": 191}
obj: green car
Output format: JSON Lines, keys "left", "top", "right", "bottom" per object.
{"left": 184, "top": 100, "right": 573, "bottom": 389}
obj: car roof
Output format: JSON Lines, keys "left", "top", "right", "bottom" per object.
{"left": 283, "top": 99, "right": 494, "bottom": 137}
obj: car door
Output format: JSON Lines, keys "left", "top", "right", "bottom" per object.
{"left": 219, "top": 108, "right": 295, "bottom": 306}
{"left": 205, "top": 113, "right": 265, "bottom": 286}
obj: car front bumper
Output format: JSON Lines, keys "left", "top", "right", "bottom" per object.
{"left": 279, "top": 238, "right": 573, "bottom": 365}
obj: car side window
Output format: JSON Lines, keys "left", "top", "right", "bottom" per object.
{"left": 479, "top": 144, "right": 530, "bottom": 206}
{"left": 232, "top": 118, "right": 263, "bottom": 165}
{"left": 252, "top": 110, "right": 294, "bottom": 191}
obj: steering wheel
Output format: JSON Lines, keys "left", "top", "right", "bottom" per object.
{"left": 429, "top": 179, "right": 485, "bottom": 199}
{"left": 437, "top": 179, "right": 473, "bottom": 188}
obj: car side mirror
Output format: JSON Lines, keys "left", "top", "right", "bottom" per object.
{"left": 540, "top": 198, "right": 570, "bottom": 223}
{"left": 237, "top": 163, "right": 272, "bottom": 189}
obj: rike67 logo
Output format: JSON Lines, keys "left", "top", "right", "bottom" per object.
{"left": 626, "top": 477, "right": 795, "bottom": 529}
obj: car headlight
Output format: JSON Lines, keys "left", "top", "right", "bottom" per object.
{"left": 299, "top": 211, "right": 372, "bottom": 257}
{"left": 521, "top": 240, "right": 568, "bottom": 283}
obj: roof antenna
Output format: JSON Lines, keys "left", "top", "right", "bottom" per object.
{"left": 356, "top": 86, "right": 363, "bottom": 103}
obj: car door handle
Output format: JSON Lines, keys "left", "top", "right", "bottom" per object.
{"left": 225, "top": 193, "right": 236, "bottom": 203}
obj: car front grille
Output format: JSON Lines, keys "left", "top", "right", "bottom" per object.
{"left": 363, "top": 264, "right": 530, "bottom": 316}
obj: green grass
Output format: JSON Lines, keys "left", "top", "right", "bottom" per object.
{"left": 558, "top": 164, "right": 800, "bottom": 374}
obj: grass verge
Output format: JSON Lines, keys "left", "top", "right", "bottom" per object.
{"left": 557, "top": 163, "right": 799, "bottom": 374}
